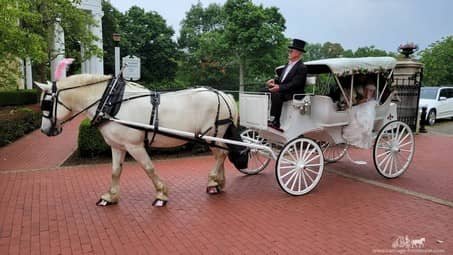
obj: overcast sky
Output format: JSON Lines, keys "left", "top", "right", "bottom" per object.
{"left": 108, "top": 0, "right": 452, "bottom": 52}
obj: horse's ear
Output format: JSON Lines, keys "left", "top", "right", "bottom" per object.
{"left": 34, "top": 81, "right": 51, "bottom": 91}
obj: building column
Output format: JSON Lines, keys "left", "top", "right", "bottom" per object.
{"left": 50, "top": 20, "right": 66, "bottom": 80}
{"left": 81, "top": 10, "right": 104, "bottom": 74}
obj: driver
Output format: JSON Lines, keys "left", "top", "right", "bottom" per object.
{"left": 266, "top": 39, "right": 307, "bottom": 131}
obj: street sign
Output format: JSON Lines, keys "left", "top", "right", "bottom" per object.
{"left": 122, "top": 55, "right": 141, "bottom": 81}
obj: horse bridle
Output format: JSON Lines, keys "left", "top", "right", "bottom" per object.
{"left": 40, "top": 78, "right": 155, "bottom": 133}
{"left": 40, "top": 80, "right": 105, "bottom": 133}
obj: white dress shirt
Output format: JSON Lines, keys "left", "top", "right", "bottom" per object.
{"left": 281, "top": 59, "right": 300, "bottom": 82}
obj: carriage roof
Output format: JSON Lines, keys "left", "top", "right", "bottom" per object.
{"left": 305, "top": 57, "right": 397, "bottom": 76}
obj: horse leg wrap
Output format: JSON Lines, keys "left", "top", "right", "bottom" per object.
{"left": 96, "top": 198, "right": 118, "bottom": 206}
{"left": 152, "top": 199, "right": 167, "bottom": 207}
{"left": 206, "top": 186, "right": 222, "bottom": 194}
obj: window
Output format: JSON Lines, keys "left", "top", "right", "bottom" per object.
{"left": 439, "top": 89, "right": 448, "bottom": 99}
{"left": 420, "top": 87, "right": 438, "bottom": 99}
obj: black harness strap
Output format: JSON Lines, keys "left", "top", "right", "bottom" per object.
{"left": 91, "top": 77, "right": 127, "bottom": 126}
{"left": 144, "top": 92, "right": 160, "bottom": 147}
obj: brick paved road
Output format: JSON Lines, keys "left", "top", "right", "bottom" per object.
{"left": 0, "top": 115, "right": 83, "bottom": 172}
{"left": 0, "top": 118, "right": 452, "bottom": 254}
{"left": 0, "top": 155, "right": 451, "bottom": 254}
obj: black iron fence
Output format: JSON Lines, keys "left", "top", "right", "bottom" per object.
{"left": 392, "top": 71, "right": 422, "bottom": 131}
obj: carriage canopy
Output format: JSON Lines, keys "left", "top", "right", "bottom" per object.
{"left": 305, "top": 57, "right": 397, "bottom": 76}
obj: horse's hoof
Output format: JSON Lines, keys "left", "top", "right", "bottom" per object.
{"left": 152, "top": 199, "right": 167, "bottom": 207}
{"left": 96, "top": 198, "right": 117, "bottom": 206}
{"left": 206, "top": 186, "right": 221, "bottom": 195}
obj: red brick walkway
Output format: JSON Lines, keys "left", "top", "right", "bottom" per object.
{"left": 0, "top": 115, "right": 83, "bottom": 172}
{"left": 0, "top": 126, "right": 452, "bottom": 254}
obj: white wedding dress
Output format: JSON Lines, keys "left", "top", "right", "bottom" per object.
{"left": 342, "top": 100, "right": 376, "bottom": 149}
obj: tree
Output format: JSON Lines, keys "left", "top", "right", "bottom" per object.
{"left": 102, "top": 0, "right": 123, "bottom": 75}
{"left": 304, "top": 43, "right": 323, "bottom": 61}
{"left": 353, "top": 46, "right": 389, "bottom": 57}
{"left": 120, "top": 6, "right": 178, "bottom": 85}
{"left": 223, "top": 0, "right": 286, "bottom": 91}
{"left": 178, "top": 0, "right": 287, "bottom": 91}
{"left": 176, "top": 3, "right": 231, "bottom": 87}
{"left": 420, "top": 36, "right": 453, "bottom": 86}
{"left": 320, "top": 42, "right": 344, "bottom": 58}
{"left": 0, "top": 0, "right": 102, "bottom": 81}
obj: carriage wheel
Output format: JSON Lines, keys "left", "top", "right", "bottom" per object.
{"left": 238, "top": 129, "right": 272, "bottom": 175}
{"left": 320, "top": 142, "right": 348, "bottom": 163}
{"left": 373, "top": 121, "right": 415, "bottom": 178}
{"left": 276, "top": 137, "right": 324, "bottom": 196}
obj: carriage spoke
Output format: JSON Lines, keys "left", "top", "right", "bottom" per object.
{"left": 388, "top": 154, "right": 395, "bottom": 175}
{"left": 302, "top": 142, "right": 311, "bottom": 161}
{"left": 398, "top": 132, "right": 410, "bottom": 144}
{"left": 279, "top": 165, "right": 297, "bottom": 170}
{"left": 284, "top": 169, "right": 299, "bottom": 187}
{"left": 298, "top": 169, "right": 302, "bottom": 192}
{"left": 399, "top": 141, "right": 413, "bottom": 148}
{"left": 280, "top": 167, "right": 298, "bottom": 179}
{"left": 288, "top": 147, "right": 299, "bottom": 162}
{"left": 303, "top": 169, "right": 315, "bottom": 183}
{"left": 299, "top": 142, "right": 304, "bottom": 160}
{"left": 301, "top": 168, "right": 308, "bottom": 188}
{"left": 304, "top": 167, "right": 319, "bottom": 176}
{"left": 378, "top": 153, "right": 392, "bottom": 169}
{"left": 281, "top": 157, "right": 297, "bottom": 166}
{"left": 305, "top": 163, "right": 322, "bottom": 168}
{"left": 376, "top": 150, "right": 391, "bottom": 158}
{"left": 290, "top": 171, "right": 300, "bottom": 191}
{"left": 303, "top": 146, "right": 317, "bottom": 162}
{"left": 304, "top": 154, "right": 321, "bottom": 165}
{"left": 383, "top": 153, "right": 392, "bottom": 174}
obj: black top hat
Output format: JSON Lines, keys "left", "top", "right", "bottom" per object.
{"left": 288, "top": 39, "right": 306, "bottom": 52}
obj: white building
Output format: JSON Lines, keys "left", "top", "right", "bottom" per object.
{"left": 50, "top": 0, "right": 104, "bottom": 80}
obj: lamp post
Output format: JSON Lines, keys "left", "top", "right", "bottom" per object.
{"left": 112, "top": 33, "right": 121, "bottom": 77}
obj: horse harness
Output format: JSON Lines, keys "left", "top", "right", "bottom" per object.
{"left": 42, "top": 77, "right": 234, "bottom": 151}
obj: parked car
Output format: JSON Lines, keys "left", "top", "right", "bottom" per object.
{"left": 419, "top": 86, "right": 453, "bottom": 125}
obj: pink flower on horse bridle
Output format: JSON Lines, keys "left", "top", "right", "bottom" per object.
{"left": 54, "top": 58, "right": 74, "bottom": 80}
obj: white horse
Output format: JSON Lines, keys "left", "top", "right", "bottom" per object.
{"left": 35, "top": 74, "right": 239, "bottom": 207}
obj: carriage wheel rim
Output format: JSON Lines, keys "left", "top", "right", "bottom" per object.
{"left": 239, "top": 129, "right": 271, "bottom": 174}
{"left": 322, "top": 143, "right": 348, "bottom": 163}
{"left": 276, "top": 138, "right": 324, "bottom": 195}
{"left": 374, "top": 121, "right": 414, "bottom": 178}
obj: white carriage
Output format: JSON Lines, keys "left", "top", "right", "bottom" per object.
{"left": 239, "top": 57, "right": 415, "bottom": 195}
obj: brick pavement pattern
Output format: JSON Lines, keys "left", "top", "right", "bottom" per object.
{"left": 0, "top": 121, "right": 452, "bottom": 254}
{"left": 0, "top": 115, "right": 83, "bottom": 172}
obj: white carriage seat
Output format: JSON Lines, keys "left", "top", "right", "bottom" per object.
{"left": 310, "top": 95, "right": 349, "bottom": 127}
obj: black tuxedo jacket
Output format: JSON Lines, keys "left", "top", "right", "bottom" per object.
{"left": 274, "top": 60, "right": 307, "bottom": 99}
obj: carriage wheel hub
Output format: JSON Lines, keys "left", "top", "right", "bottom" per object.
{"left": 297, "top": 161, "right": 305, "bottom": 169}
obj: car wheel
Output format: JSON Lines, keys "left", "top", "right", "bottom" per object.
{"left": 427, "top": 109, "right": 436, "bottom": 126}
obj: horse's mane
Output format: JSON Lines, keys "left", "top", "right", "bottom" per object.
{"left": 58, "top": 74, "right": 112, "bottom": 89}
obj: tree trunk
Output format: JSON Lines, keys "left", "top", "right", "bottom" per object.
{"left": 239, "top": 58, "right": 244, "bottom": 92}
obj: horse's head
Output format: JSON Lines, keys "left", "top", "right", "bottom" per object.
{"left": 35, "top": 81, "right": 72, "bottom": 136}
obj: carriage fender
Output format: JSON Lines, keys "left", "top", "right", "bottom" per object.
{"left": 223, "top": 123, "right": 249, "bottom": 170}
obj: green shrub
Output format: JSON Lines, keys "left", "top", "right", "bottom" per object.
{"left": 0, "top": 89, "right": 40, "bottom": 106}
{"left": 77, "top": 118, "right": 110, "bottom": 157}
{"left": 0, "top": 107, "right": 41, "bottom": 146}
